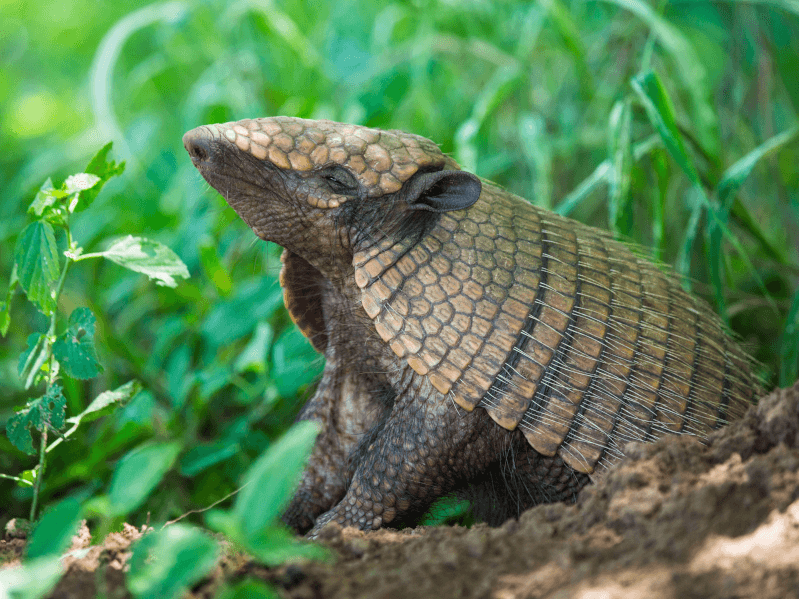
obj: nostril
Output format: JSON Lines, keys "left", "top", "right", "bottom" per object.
{"left": 183, "top": 128, "right": 214, "bottom": 163}
{"left": 188, "top": 142, "right": 208, "bottom": 162}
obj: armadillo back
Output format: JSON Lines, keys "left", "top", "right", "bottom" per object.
{"left": 354, "top": 181, "right": 758, "bottom": 474}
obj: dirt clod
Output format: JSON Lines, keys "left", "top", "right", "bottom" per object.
{"left": 2, "top": 382, "right": 797, "bottom": 599}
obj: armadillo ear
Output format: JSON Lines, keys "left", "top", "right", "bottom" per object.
{"left": 405, "top": 171, "right": 482, "bottom": 213}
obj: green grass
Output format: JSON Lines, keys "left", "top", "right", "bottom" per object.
{"left": 1, "top": 0, "right": 797, "bottom": 540}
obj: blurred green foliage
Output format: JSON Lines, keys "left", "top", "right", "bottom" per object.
{"left": 1, "top": 0, "right": 798, "bottom": 533}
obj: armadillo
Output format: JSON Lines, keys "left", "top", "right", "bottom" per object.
{"left": 183, "top": 117, "right": 760, "bottom": 535}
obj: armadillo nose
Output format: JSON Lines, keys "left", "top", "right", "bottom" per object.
{"left": 183, "top": 126, "right": 215, "bottom": 163}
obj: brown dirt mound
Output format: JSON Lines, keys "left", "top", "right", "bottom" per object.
{"left": 3, "top": 382, "right": 798, "bottom": 599}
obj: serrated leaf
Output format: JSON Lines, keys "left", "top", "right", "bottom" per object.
{"left": 47, "top": 380, "right": 142, "bottom": 454}
{"left": 28, "top": 177, "right": 70, "bottom": 225}
{"left": 109, "top": 441, "right": 181, "bottom": 515}
{"left": 7, "top": 385, "right": 66, "bottom": 455}
{"left": 29, "top": 178, "right": 58, "bottom": 216}
{"left": 26, "top": 497, "right": 83, "bottom": 559}
{"left": 52, "top": 307, "right": 102, "bottom": 379}
{"left": 63, "top": 173, "right": 101, "bottom": 194}
{"left": 75, "top": 142, "right": 125, "bottom": 211}
{"left": 99, "top": 236, "right": 189, "bottom": 287}
{"left": 14, "top": 221, "right": 60, "bottom": 314}
{"left": 234, "top": 420, "right": 320, "bottom": 537}
{"left": 69, "top": 379, "right": 142, "bottom": 425}
{"left": 127, "top": 525, "right": 219, "bottom": 599}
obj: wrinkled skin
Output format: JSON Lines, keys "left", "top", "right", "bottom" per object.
{"left": 183, "top": 119, "right": 589, "bottom": 535}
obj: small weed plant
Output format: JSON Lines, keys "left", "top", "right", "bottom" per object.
{"left": 0, "top": 145, "right": 323, "bottom": 599}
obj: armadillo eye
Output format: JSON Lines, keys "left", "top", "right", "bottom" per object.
{"left": 321, "top": 167, "right": 358, "bottom": 195}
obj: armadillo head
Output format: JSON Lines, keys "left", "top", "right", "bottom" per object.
{"left": 183, "top": 117, "right": 481, "bottom": 279}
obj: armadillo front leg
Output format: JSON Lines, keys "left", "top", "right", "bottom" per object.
{"left": 282, "top": 346, "right": 388, "bottom": 533}
{"left": 307, "top": 366, "right": 501, "bottom": 536}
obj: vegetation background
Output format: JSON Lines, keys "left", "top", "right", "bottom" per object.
{"left": 1, "top": 0, "right": 798, "bottom": 546}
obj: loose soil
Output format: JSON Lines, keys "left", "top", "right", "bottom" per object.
{"left": 3, "top": 382, "right": 799, "bottom": 599}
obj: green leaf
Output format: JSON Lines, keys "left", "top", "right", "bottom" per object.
{"left": 633, "top": 71, "right": 779, "bottom": 311}
{"left": 677, "top": 191, "right": 705, "bottom": 287}
{"left": 29, "top": 178, "right": 61, "bottom": 217}
{"left": 127, "top": 525, "right": 219, "bottom": 599}
{"left": 730, "top": 198, "right": 787, "bottom": 265}
{"left": 518, "top": 113, "right": 552, "bottom": 209}
{"left": 26, "top": 496, "right": 83, "bottom": 559}
{"left": 631, "top": 70, "right": 701, "bottom": 186}
{"left": 0, "top": 266, "right": 17, "bottom": 336}
{"left": 234, "top": 420, "right": 320, "bottom": 537}
{"left": 215, "top": 579, "right": 280, "bottom": 599}
{"left": 650, "top": 148, "right": 668, "bottom": 261}
{"left": 540, "top": 0, "right": 593, "bottom": 96}
{"left": 47, "top": 380, "right": 142, "bottom": 453}
{"left": 556, "top": 134, "right": 661, "bottom": 217}
{"left": 180, "top": 440, "right": 241, "bottom": 477}
{"left": 420, "top": 496, "right": 473, "bottom": 526}
{"left": 109, "top": 441, "right": 181, "bottom": 515}
{"left": 716, "top": 126, "right": 799, "bottom": 206}
{"left": 18, "top": 332, "right": 46, "bottom": 379}
{"left": 607, "top": 99, "right": 633, "bottom": 236}
{"left": 271, "top": 327, "right": 323, "bottom": 398}
{"left": 69, "top": 379, "right": 142, "bottom": 425}
{"left": 0, "top": 556, "right": 63, "bottom": 599}
{"left": 601, "top": 0, "right": 718, "bottom": 156}
{"left": 711, "top": 127, "right": 799, "bottom": 267}
{"left": 631, "top": 70, "right": 711, "bottom": 286}
{"left": 7, "top": 384, "right": 67, "bottom": 455}
{"left": 455, "top": 65, "right": 522, "bottom": 171}
{"left": 75, "top": 142, "right": 125, "bottom": 212}
{"left": 780, "top": 285, "right": 799, "bottom": 387}
{"left": 199, "top": 242, "right": 233, "bottom": 296}
{"left": 14, "top": 221, "right": 60, "bottom": 314}
{"left": 52, "top": 307, "right": 103, "bottom": 380}
{"left": 234, "top": 322, "right": 274, "bottom": 374}
{"left": 201, "top": 279, "right": 283, "bottom": 347}
{"left": 96, "top": 236, "right": 189, "bottom": 287}
{"left": 63, "top": 173, "right": 101, "bottom": 195}
{"left": 0, "top": 302, "right": 8, "bottom": 337}
{"left": 206, "top": 511, "right": 326, "bottom": 566}
{"left": 244, "top": 524, "right": 327, "bottom": 565}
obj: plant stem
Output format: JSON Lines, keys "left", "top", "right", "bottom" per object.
{"left": 29, "top": 426, "right": 48, "bottom": 521}
{"left": 29, "top": 235, "right": 73, "bottom": 521}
